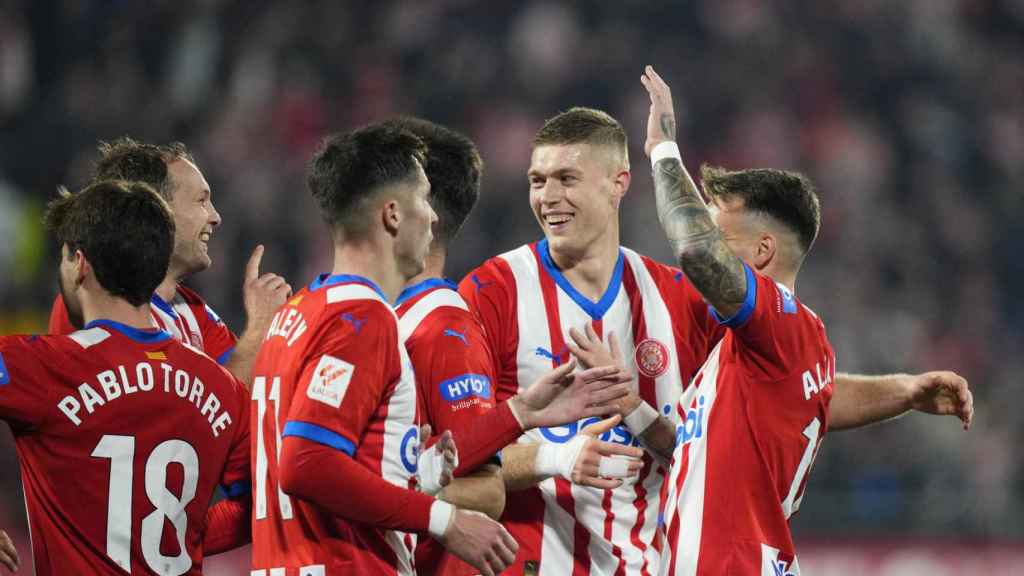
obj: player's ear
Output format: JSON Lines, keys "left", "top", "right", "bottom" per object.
{"left": 752, "top": 233, "right": 775, "bottom": 271}
{"left": 613, "top": 169, "right": 631, "bottom": 203}
{"left": 72, "top": 249, "right": 90, "bottom": 287}
{"left": 382, "top": 198, "right": 401, "bottom": 236}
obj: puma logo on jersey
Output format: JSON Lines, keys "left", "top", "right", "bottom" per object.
{"left": 340, "top": 313, "right": 367, "bottom": 334}
{"left": 470, "top": 274, "right": 494, "bottom": 292}
{"left": 534, "top": 345, "right": 569, "bottom": 365}
{"left": 443, "top": 328, "right": 469, "bottom": 346}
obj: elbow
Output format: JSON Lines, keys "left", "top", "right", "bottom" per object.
{"left": 278, "top": 436, "right": 314, "bottom": 499}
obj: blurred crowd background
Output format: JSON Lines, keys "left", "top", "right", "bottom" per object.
{"left": 0, "top": 0, "right": 1021, "bottom": 572}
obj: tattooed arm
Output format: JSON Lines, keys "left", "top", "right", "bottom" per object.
{"left": 640, "top": 66, "right": 747, "bottom": 319}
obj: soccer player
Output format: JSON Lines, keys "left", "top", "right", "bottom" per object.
{"left": 250, "top": 123, "right": 517, "bottom": 576}
{"left": 459, "top": 99, "right": 972, "bottom": 574}
{"left": 388, "top": 117, "right": 642, "bottom": 575}
{"left": 48, "top": 138, "right": 291, "bottom": 386}
{"left": 639, "top": 65, "right": 829, "bottom": 574}
{"left": 0, "top": 180, "right": 251, "bottom": 574}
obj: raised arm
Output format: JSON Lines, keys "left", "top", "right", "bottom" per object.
{"left": 831, "top": 371, "right": 973, "bottom": 430}
{"left": 224, "top": 245, "right": 291, "bottom": 386}
{"left": 641, "top": 66, "right": 747, "bottom": 319}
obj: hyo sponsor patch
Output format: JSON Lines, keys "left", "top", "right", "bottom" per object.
{"left": 307, "top": 355, "right": 355, "bottom": 408}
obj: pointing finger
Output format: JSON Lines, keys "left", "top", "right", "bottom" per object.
{"left": 245, "top": 244, "right": 265, "bottom": 282}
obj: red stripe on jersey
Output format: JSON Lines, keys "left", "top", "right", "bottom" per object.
{"left": 531, "top": 244, "right": 590, "bottom": 576}
{"left": 600, "top": 488, "right": 627, "bottom": 576}
{"left": 621, "top": 262, "right": 655, "bottom": 576}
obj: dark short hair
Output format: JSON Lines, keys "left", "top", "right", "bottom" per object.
{"left": 533, "top": 106, "right": 628, "bottom": 162}
{"left": 385, "top": 117, "right": 483, "bottom": 245}
{"left": 94, "top": 137, "right": 195, "bottom": 200}
{"left": 44, "top": 180, "right": 175, "bottom": 306}
{"left": 308, "top": 123, "right": 428, "bottom": 238}
{"left": 701, "top": 165, "right": 821, "bottom": 256}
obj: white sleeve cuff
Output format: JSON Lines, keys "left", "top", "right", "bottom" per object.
{"left": 428, "top": 500, "right": 455, "bottom": 539}
{"left": 650, "top": 141, "right": 682, "bottom": 168}
{"left": 535, "top": 437, "right": 587, "bottom": 480}
{"left": 623, "top": 402, "right": 660, "bottom": 435}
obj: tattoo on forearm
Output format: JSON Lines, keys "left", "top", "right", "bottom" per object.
{"left": 653, "top": 158, "right": 747, "bottom": 316}
{"left": 659, "top": 114, "right": 676, "bottom": 141}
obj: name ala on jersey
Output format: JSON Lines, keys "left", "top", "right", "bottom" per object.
{"left": 56, "top": 360, "right": 234, "bottom": 437}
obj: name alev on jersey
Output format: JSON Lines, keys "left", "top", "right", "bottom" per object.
{"left": 57, "top": 361, "right": 233, "bottom": 436}
{"left": 265, "top": 308, "right": 308, "bottom": 347}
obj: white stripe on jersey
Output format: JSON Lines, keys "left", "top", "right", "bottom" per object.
{"left": 659, "top": 343, "right": 723, "bottom": 576}
{"left": 326, "top": 282, "right": 417, "bottom": 575}
{"left": 397, "top": 288, "right": 468, "bottom": 341}
{"left": 68, "top": 327, "right": 111, "bottom": 349}
{"left": 173, "top": 299, "right": 204, "bottom": 350}
{"left": 499, "top": 244, "right": 688, "bottom": 575}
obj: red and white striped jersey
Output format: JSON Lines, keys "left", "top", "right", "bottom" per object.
{"left": 659, "top": 267, "right": 835, "bottom": 576}
{"left": 49, "top": 285, "right": 237, "bottom": 365}
{"left": 459, "top": 240, "right": 722, "bottom": 576}
{"left": 250, "top": 274, "right": 421, "bottom": 576}
{"left": 396, "top": 278, "right": 498, "bottom": 576}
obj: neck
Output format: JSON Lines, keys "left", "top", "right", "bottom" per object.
{"left": 332, "top": 240, "right": 405, "bottom": 302}
{"left": 80, "top": 289, "right": 156, "bottom": 331}
{"left": 405, "top": 246, "right": 447, "bottom": 287}
{"left": 760, "top": 262, "right": 797, "bottom": 293}
{"left": 155, "top": 264, "right": 185, "bottom": 302}
{"left": 547, "top": 229, "right": 620, "bottom": 301}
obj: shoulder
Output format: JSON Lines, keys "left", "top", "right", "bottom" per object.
{"left": 176, "top": 284, "right": 226, "bottom": 324}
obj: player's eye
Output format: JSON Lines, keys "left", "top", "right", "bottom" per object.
{"left": 561, "top": 175, "right": 577, "bottom": 185}
{"left": 530, "top": 176, "right": 545, "bottom": 187}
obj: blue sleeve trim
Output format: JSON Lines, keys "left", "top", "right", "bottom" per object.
{"left": 222, "top": 480, "right": 251, "bottom": 498}
{"left": 709, "top": 264, "right": 757, "bottom": 329}
{"left": 282, "top": 421, "right": 357, "bottom": 457}
{"left": 215, "top": 347, "right": 234, "bottom": 365}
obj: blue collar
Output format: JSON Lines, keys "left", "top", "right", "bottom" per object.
{"left": 84, "top": 319, "right": 172, "bottom": 344}
{"left": 309, "top": 273, "right": 387, "bottom": 301}
{"left": 536, "top": 239, "right": 624, "bottom": 320}
{"left": 395, "top": 277, "right": 457, "bottom": 307}
{"left": 150, "top": 292, "right": 177, "bottom": 318}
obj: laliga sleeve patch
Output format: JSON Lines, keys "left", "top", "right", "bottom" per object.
{"left": 306, "top": 355, "right": 355, "bottom": 408}
{"left": 0, "top": 352, "right": 9, "bottom": 385}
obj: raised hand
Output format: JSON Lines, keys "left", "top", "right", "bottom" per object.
{"left": 513, "top": 359, "right": 633, "bottom": 429}
{"left": 908, "top": 371, "right": 973, "bottom": 430}
{"left": 640, "top": 65, "right": 676, "bottom": 156}
{"left": 243, "top": 244, "right": 292, "bottom": 333}
{"left": 441, "top": 509, "right": 519, "bottom": 576}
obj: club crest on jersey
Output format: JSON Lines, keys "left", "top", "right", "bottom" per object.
{"left": 440, "top": 373, "right": 492, "bottom": 403}
{"left": 761, "top": 544, "right": 799, "bottom": 576}
{"left": 634, "top": 338, "right": 670, "bottom": 378}
{"left": 0, "top": 352, "right": 8, "bottom": 385}
{"left": 306, "top": 355, "right": 354, "bottom": 408}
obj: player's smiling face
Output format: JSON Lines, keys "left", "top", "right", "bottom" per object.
{"left": 167, "top": 158, "right": 220, "bottom": 278}
{"left": 529, "top": 143, "right": 627, "bottom": 259}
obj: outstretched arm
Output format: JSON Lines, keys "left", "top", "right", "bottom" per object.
{"left": 641, "top": 66, "right": 747, "bottom": 319}
{"left": 831, "top": 371, "right": 973, "bottom": 430}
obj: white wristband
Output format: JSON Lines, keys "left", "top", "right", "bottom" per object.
{"left": 418, "top": 443, "right": 458, "bottom": 496}
{"left": 623, "top": 402, "right": 659, "bottom": 435}
{"left": 428, "top": 500, "right": 455, "bottom": 539}
{"left": 650, "top": 141, "right": 682, "bottom": 168}
{"left": 535, "top": 437, "right": 587, "bottom": 480}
